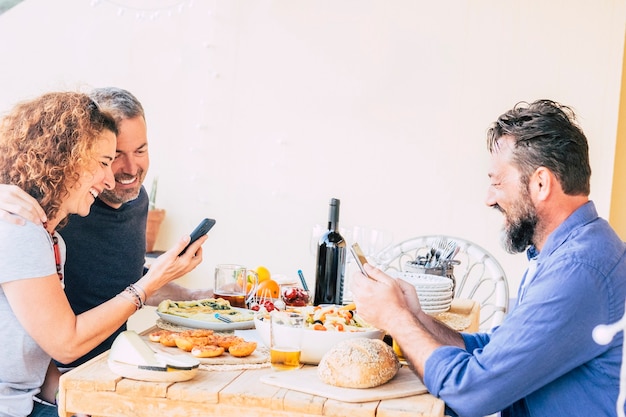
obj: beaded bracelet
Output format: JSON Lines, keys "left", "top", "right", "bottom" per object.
{"left": 117, "top": 290, "right": 142, "bottom": 310}
{"left": 131, "top": 283, "right": 147, "bottom": 303}
{"left": 126, "top": 284, "right": 145, "bottom": 310}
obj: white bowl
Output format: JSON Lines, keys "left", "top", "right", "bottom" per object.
{"left": 254, "top": 311, "right": 384, "bottom": 364}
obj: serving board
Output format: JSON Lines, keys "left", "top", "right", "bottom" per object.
{"left": 107, "top": 358, "right": 199, "bottom": 382}
{"left": 260, "top": 366, "right": 427, "bottom": 403}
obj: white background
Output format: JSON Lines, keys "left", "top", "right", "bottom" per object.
{"left": 0, "top": 0, "right": 624, "bottom": 328}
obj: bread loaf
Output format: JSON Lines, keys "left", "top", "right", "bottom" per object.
{"left": 317, "top": 338, "right": 400, "bottom": 388}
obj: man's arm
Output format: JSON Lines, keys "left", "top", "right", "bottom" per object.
{"left": 0, "top": 184, "right": 47, "bottom": 225}
{"left": 395, "top": 277, "right": 466, "bottom": 346}
{"left": 351, "top": 264, "right": 465, "bottom": 377}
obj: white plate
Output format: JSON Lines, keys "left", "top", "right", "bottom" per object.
{"left": 415, "top": 288, "right": 452, "bottom": 295}
{"left": 156, "top": 308, "right": 256, "bottom": 331}
{"left": 423, "top": 305, "right": 451, "bottom": 314}
{"left": 418, "top": 293, "right": 453, "bottom": 302}
{"left": 417, "top": 294, "right": 453, "bottom": 302}
{"left": 414, "top": 283, "right": 453, "bottom": 290}
{"left": 397, "top": 273, "right": 453, "bottom": 289}
{"left": 415, "top": 286, "right": 453, "bottom": 293}
{"left": 413, "top": 283, "right": 453, "bottom": 291}
{"left": 420, "top": 301, "right": 452, "bottom": 308}
{"left": 419, "top": 296, "right": 453, "bottom": 303}
{"left": 420, "top": 302, "right": 452, "bottom": 309}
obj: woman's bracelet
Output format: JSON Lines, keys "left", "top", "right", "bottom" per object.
{"left": 117, "top": 286, "right": 144, "bottom": 310}
{"left": 126, "top": 284, "right": 146, "bottom": 308}
{"left": 131, "top": 283, "right": 147, "bottom": 302}
{"left": 116, "top": 291, "right": 141, "bottom": 310}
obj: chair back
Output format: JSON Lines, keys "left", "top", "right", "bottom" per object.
{"left": 375, "top": 235, "right": 509, "bottom": 331}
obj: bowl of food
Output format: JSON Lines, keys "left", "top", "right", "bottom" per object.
{"left": 254, "top": 304, "right": 384, "bottom": 364}
{"left": 281, "top": 286, "right": 311, "bottom": 307}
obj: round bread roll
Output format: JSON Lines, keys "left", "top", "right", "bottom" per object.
{"left": 317, "top": 338, "right": 400, "bottom": 388}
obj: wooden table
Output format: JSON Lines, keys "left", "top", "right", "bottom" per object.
{"left": 58, "top": 360, "right": 444, "bottom": 417}
{"left": 57, "top": 300, "right": 479, "bottom": 417}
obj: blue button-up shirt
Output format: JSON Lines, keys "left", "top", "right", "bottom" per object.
{"left": 424, "top": 201, "right": 626, "bottom": 417}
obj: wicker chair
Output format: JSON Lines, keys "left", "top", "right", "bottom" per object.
{"left": 374, "top": 235, "right": 509, "bottom": 331}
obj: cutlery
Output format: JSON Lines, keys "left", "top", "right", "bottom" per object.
{"left": 298, "top": 269, "right": 309, "bottom": 291}
{"left": 214, "top": 313, "right": 232, "bottom": 323}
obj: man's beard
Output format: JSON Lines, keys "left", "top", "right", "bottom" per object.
{"left": 99, "top": 186, "right": 141, "bottom": 206}
{"left": 498, "top": 188, "right": 538, "bottom": 254}
{"left": 99, "top": 171, "right": 145, "bottom": 206}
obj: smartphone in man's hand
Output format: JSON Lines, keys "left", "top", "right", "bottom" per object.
{"left": 350, "top": 242, "right": 376, "bottom": 280}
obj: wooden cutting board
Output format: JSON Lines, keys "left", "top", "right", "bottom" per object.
{"left": 260, "top": 366, "right": 427, "bottom": 402}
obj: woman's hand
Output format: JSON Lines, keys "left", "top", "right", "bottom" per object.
{"left": 137, "top": 234, "right": 208, "bottom": 298}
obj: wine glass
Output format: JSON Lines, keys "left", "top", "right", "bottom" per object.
{"left": 309, "top": 224, "right": 324, "bottom": 257}
{"left": 350, "top": 226, "right": 393, "bottom": 260}
{"left": 342, "top": 226, "right": 393, "bottom": 304}
{"left": 309, "top": 224, "right": 353, "bottom": 256}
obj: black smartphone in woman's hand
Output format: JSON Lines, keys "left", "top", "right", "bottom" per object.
{"left": 179, "top": 218, "right": 216, "bottom": 255}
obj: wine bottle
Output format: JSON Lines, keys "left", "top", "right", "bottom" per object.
{"left": 314, "top": 198, "right": 346, "bottom": 305}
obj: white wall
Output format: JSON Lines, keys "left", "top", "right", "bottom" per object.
{"left": 1, "top": 0, "right": 625, "bottom": 317}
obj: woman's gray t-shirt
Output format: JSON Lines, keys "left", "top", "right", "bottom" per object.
{"left": 0, "top": 221, "right": 61, "bottom": 416}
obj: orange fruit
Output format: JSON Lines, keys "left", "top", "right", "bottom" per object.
{"left": 256, "top": 266, "right": 271, "bottom": 283}
{"left": 256, "top": 279, "right": 280, "bottom": 298}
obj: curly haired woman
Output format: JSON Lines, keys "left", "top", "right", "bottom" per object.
{"left": 0, "top": 92, "right": 208, "bottom": 417}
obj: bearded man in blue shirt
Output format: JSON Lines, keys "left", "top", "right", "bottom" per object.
{"left": 352, "top": 99, "right": 626, "bottom": 417}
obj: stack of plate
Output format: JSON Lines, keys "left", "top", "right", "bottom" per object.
{"left": 392, "top": 272, "right": 454, "bottom": 314}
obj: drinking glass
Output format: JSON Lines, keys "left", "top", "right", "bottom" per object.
{"left": 392, "top": 338, "right": 407, "bottom": 364}
{"left": 270, "top": 311, "right": 304, "bottom": 370}
{"left": 213, "top": 264, "right": 258, "bottom": 308}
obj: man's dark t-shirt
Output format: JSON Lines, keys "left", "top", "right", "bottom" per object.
{"left": 56, "top": 187, "right": 148, "bottom": 368}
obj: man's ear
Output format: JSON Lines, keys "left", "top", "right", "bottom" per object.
{"left": 530, "top": 167, "right": 553, "bottom": 202}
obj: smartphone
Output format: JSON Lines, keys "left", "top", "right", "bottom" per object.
{"left": 179, "top": 218, "right": 216, "bottom": 255}
{"left": 350, "top": 242, "right": 373, "bottom": 279}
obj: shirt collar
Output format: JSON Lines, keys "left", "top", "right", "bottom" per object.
{"left": 525, "top": 200, "right": 597, "bottom": 261}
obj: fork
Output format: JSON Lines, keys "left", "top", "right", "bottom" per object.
{"left": 214, "top": 313, "right": 232, "bottom": 323}
{"left": 441, "top": 241, "right": 457, "bottom": 260}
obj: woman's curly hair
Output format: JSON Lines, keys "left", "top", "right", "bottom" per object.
{"left": 0, "top": 92, "right": 117, "bottom": 225}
